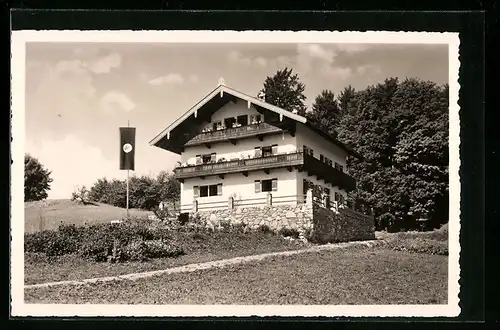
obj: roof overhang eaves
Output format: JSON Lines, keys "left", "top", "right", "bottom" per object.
{"left": 149, "top": 85, "right": 308, "bottom": 147}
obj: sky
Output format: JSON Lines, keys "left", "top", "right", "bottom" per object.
{"left": 25, "top": 42, "right": 449, "bottom": 199}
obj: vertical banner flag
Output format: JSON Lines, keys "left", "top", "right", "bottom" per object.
{"left": 119, "top": 127, "right": 136, "bottom": 170}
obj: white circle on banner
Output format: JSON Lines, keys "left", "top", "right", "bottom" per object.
{"left": 123, "top": 143, "right": 133, "bottom": 153}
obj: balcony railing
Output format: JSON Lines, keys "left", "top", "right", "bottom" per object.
{"left": 174, "top": 151, "right": 356, "bottom": 192}
{"left": 185, "top": 122, "right": 283, "bottom": 146}
{"left": 302, "top": 153, "right": 356, "bottom": 192}
{"left": 175, "top": 152, "right": 304, "bottom": 179}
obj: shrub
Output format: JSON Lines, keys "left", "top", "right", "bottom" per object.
{"left": 256, "top": 224, "right": 274, "bottom": 235}
{"left": 144, "top": 240, "right": 185, "bottom": 258}
{"left": 378, "top": 213, "right": 396, "bottom": 232}
{"left": 122, "top": 239, "right": 149, "bottom": 261}
{"left": 278, "top": 227, "right": 300, "bottom": 239}
{"left": 25, "top": 229, "right": 78, "bottom": 256}
{"left": 219, "top": 220, "right": 232, "bottom": 232}
{"left": 231, "top": 222, "right": 247, "bottom": 234}
{"left": 386, "top": 237, "right": 448, "bottom": 256}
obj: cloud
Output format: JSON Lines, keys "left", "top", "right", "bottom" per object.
{"left": 99, "top": 91, "right": 136, "bottom": 113}
{"left": 227, "top": 51, "right": 269, "bottom": 67}
{"left": 27, "top": 135, "right": 120, "bottom": 199}
{"left": 297, "top": 44, "right": 335, "bottom": 64}
{"left": 188, "top": 74, "right": 200, "bottom": 83}
{"left": 148, "top": 73, "right": 184, "bottom": 86}
{"left": 83, "top": 52, "right": 122, "bottom": 74}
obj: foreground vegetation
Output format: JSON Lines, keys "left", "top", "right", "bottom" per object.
{"left": 25, "top": 247, "right": 448, "bottom": 305}
{"left": 25, "top": 220, "right": 307, "bottom": 285}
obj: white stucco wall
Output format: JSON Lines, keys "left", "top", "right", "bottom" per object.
{"left": 210, "top": 99, "right": 262, "bottom": 123}
{"left": 295, "top": 123, "right": 348, "bottom": 169}
{"left": 179, "top": 168, "right": 299, "bottom": 212}
{"left": 181, "top": 133, "right": 297, "bottom": 165}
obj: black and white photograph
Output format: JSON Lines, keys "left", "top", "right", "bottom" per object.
{"left": 11, "top": 30, "right": 460, "bottom": 317}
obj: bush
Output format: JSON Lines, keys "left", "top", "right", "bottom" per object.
{"left": 256, "top": 224, "right": 274, "bottom": 235}
{"left": 378, "top": 213, "right": 396, "bottom": 232}
{"left": 144, "top": 240, "right": 185, "bottom": 258}
{"left": 386, "top": 237, "right": 448, "bottom": 256}
{"left": 278, "top": 227, "right": 300, "bottom": 239}
{"left": 24, "top": 220, "right": 184, "bottom": 262}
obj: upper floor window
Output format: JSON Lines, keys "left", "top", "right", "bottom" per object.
{"left": 255, "top": 144, "right": 277, "bottom": 157}
{"left": 224, "top": 117, "right": 236, "bottom": 129}
{"left": 196, "top": 153, "right": 216, "bottom": 165}
{"left": 236, "top": 115, "right": 248, "bottom": 127}
{"left": 320, "top": 154, "right": 324, "bottom": 162}
{"left": 250, "top": 114, "right": 262, "bottom": 124}
{"left": 303, "top": 145, "right": 314, "bottom": 156}
{"left": 325, "top": 158, "right": 333, "bottom": 167}
{"left": 334, "top": 162, "right": 344, "bottom": 173}
{"left": 213, "top": 121, "right": 224, "bottom": 131}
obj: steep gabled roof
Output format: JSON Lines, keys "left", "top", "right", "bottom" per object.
{"left": 149, "top": 83, "right": 361, "bottom": 158}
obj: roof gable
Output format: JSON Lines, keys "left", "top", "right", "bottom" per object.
{"left": 149, "top": 84, "right": 361, "bottom": 158}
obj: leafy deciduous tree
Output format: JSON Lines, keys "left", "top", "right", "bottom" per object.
{"left": 24, "top": 154, "right": 53, "bottom": 202}
{"left": 260, "top": 67, "right": 307, "bottom": 116}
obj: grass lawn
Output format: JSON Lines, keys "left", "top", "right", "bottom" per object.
{"left": 24, "top": 199, "right": 152, "bottom": 233}
{"left": 25, "top": 247, "right": 448, "bottom": 305}
{"left": 25, "top": 231, "right": 308, "bottom": 285}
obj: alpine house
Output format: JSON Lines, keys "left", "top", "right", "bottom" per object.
{"left": 149, "top": 80, "right": 360, "bottom": 213}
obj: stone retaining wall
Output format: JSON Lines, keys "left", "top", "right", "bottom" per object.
{"left": 188, "top": 190, "right": 375, "bottom": 243}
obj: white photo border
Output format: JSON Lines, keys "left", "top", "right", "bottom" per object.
{"left": 10, "top": 30, "right": 461, "bottom": 318}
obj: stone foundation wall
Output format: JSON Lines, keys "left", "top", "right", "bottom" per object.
{"left": 311, "top": 204, "right": 376, "bottom": 243}
{"left": 187, "top": 190, "right": 375, "bottom": 243}
{"left": 192, "top": 202, "right": 314, "bottom": 232}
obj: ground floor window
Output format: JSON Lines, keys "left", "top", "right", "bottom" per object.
{"left": 255, "top": 178, "right": 278, "bottom": 193}
{"left": 194, "top": 183, "right": 222, "bottom": 198}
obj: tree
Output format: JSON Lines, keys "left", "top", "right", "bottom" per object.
{"left": 24, "top": 154, "right": 53, "bottom": 202}
{"left": 337, "top": 78, "right": 449, "bottom": 231}
{"left": 71, "top": 185, "right": 91, "bottom": 204}
{"left": 307, "top": 89, "right": 343, "bottom": 138}
{"left": 155, "top": 171, "right": 180, "bottom": 202}
{"left": 337, "top": 85, "right": 356, "bottom": 115}
{"left": 260, "top": 67, "right": 307, "bottom": 116}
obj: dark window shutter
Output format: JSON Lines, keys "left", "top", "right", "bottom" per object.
{"left": 217, "top": 183, "right": 222, "bottom": 196}
{"left": 334, "top": 192, "right": 340, "bottom": 202}
{"left": 254, "top": 147, "right": 262, "bottom": 157}
{"left": 320, "top": 154, "right": 324, "bottom": 162}
{"left": 254, "top": 180, "right": 261, "bottom": 193}
{"left": 194, "top": 186, "right": 199, "bottom": 197}
{"left": 210, "top": 153, "right": 216, "bottom": 162}
{"left": 271, "top": 178, "right": 278, "bottom": 191}
{"left": 271, "top": 144, "right": 278, "bottom": 155}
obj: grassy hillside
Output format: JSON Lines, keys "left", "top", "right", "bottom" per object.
{"left": 24, "top": 199, "right": 153, "bottom": 233}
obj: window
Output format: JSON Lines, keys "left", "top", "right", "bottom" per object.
{"left": 213, "top": 121, "right": 223, "bottom": 131}
{"left": 255, "top": 178, "right": 278, "bottom": 193}
{"left": 320, "top": 154, "right": 324, "bottom": 162}
{"left": 250, "top": 114, "right": 262, "bottom": 124}
{"left": 334, "top": 192, "right": 340, "bottom": 202}
{"left": 325, "top": 158, "right": 333, "bottom": 167}
{"left": 236, "top": 115, "right": 248, "bottom": 127}
{"left": 201, "top": 153, "right": 215, "bottom": 164}
{"left": 254, "top": 147, "right": 262, "bottom": 158}
{"left": 256, "top": 144, "right": 278, "bottom": 157}
{"left": 334, "top": 162, "right": 344, "bottom": 172}
{"left": 303, "top": 145, "right": 314, "bottom": 156}
{"left": 194, "top": 183, "right": 222, "bottom": 198}
{"left": 324, "top": 187, "right": 331, "bottom": 206}
{"left": 224, "top": 117, "right": 236, "bottom": 129}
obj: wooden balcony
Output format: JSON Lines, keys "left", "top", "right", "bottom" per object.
{"left": 175, "top": 152, "right": 304, "bottom": 179}
{"left": 184, "top": 122, "right": 284, "bottom": 147}
{"left": 174, "top": 151, "right": 356, "bottom": 192}
{"left": 302, "top": 153, "right": 356, "bottom": 192}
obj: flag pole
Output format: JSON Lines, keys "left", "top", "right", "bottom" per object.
{"left": 126, "top": 120, "right": 130, "bottom": 220}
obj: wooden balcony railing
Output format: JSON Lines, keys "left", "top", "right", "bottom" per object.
{"left": 185, "top": 122, "right": 283, "bottom": 146}
{"left": 175, "top": 152, "right": 304, "bottom": 179}
{"left": 302, "top": 153, "right": 356, "bottom": 192}
{"left": 174, "top": 151, "right": 356, "bottom": 192}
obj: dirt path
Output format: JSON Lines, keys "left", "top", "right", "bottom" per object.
{"left": 25, "top": 240, "right": 382, "bottom": 290}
